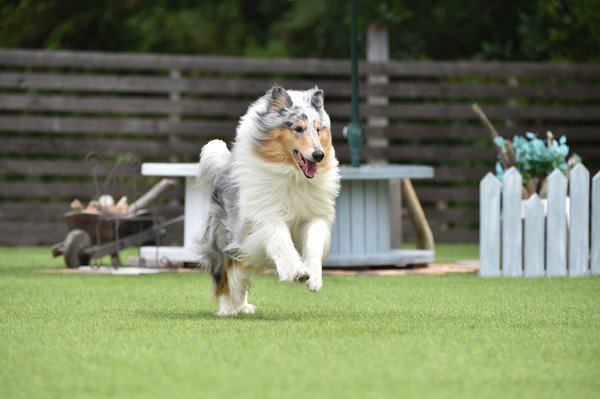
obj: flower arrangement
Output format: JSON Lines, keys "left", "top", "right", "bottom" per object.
{"left": 471, "top": 104, "right": 581, "bottom": 197}
{"left": 494, "top": 132, "right": 581, "bottom": 189}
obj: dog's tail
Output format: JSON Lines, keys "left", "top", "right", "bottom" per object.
{"left": 197, "top": 139, "right": 231, "bottom": 192}
{"left": 196, "top": 140, "right": 231, "bottom": 299}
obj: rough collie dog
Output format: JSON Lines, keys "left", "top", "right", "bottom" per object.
{"left": 196, "top": 85, "right": 340, "bottom": 316}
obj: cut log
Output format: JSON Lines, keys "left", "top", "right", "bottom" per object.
{"left": 129, "top": 178, "right": 177, "bottom": 213}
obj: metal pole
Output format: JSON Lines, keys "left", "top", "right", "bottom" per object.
{"left": 345, "top": 0, "right": 363, "bottom": 167}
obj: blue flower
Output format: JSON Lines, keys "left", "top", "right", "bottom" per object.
{"left": 493, "top": 136, "right": 505, "bottom": 148}
{"left": 494, "top": 132, "right": 579, "bottom": 183}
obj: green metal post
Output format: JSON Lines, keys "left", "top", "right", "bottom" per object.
{"left": 345, "top": 0, "right": 362, "bottom": 167}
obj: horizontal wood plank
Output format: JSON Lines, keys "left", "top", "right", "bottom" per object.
{"left": 369, "top": 82, "right": 600, "bottom": 99}
{"left": 2, "top": 49, "right": 599, "bottom": 78}
{"left": 415, "top": 187, "right": 479, "bottom": 202}
{"left": 0, "top": 136, "right": 204, "bottom": 158}
{"left": 0, "top": 72, "right": 354, "bottom": 97}
{"left": 0, "top": 221, "right": 67, "bottom": 245}
{"left": 366, "top": 103, "right": 600, "bottom": 120}
{"left": 0, "top": 115, "right": 235, "bottom": 137}
{"left": 2, "top": 116, "right": 597, "bottom": 146}
{"left": 3, "top": 93, "right": 600, "bottom": 120}
{"left": 0, "top": 181, "right": 184, "bottom": 199}
{"left": 369, "top": 60, "right": 600, "bottom": 78}
{"left": 3, "top": 72, "right": 598, "bottom": 100}
{"left": 371, "top": 124, "right": 600, "bottom": 141}
{"left": 0, "top": 93, "right": 249, "bottom": 117}
{"left": 0, "top": 48, "right": 351, "bottom": 75}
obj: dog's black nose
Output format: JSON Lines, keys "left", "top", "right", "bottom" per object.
{"left": 312, "top": 150, "right": 324, "bottom": 162}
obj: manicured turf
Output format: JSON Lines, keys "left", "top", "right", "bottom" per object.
{"left": 0, "top": 246, "right": 598, "bottom": 399}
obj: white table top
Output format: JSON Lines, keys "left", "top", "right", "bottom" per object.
{"left": 142, "top": 163, "right": 434, "bottom": 180}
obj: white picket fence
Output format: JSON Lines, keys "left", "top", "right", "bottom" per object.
{"left": 479, "top": 164, "right": 600, "bottom": 277}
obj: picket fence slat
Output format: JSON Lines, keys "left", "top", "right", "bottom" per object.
{"left": 591, "top": 172, "right": 600, "bottom": 275}
{"left": 502, "top": 168, "right": 523, "bottom": 276}
{"left": 479, "top": 173, "right": 502, "bottom": 276}
{"left": 546, "top": 170, "right": 568, "bottom": 276}
{"left": 524, "top": 194, "right": 545, "bottom": 277}
{"left": 568, "top": 164, "right": 590, "bottom": 276}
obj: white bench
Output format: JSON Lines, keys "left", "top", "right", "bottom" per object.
{"left": 140, "top": 163, "right": 435, "bottom": 267}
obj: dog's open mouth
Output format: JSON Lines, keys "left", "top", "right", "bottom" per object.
{"left": 293, "top": 149, "right": 318, "bottom": 178}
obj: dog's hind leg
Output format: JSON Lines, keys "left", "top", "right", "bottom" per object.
{"left": 215, "top": 259, "right": 255, "bottom": 316}
{"left": 229, "top": 261, "right": 255, "bottom": 314}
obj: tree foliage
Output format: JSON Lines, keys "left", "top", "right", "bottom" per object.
{"left": 1, "top": 0, "right": 598, "bottom": 60}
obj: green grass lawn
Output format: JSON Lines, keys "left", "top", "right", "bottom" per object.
{"left": 0, "top": 246, "right": 599, "bottom": 399}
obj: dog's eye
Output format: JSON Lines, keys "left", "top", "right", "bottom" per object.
{"left": 294, "top": 126, "right": 305, "bottom": 133}
{"left": 316, "top": 127, "right": 321, "bottom": 134}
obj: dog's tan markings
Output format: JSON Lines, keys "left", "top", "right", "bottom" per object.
{"left": 318, "top": 128, "right": 333, "bottom": 169}
{"left": 297, "top": 120, "right": 307, "bottom": 130}
{"left": 253, "top": 128, "right": 296, "bottom": 166}
{"left": 301, "top": 132, "right": 313, "bottom": 149}
{"left": 211, "top": 258, "right": 231, "bottom": 300}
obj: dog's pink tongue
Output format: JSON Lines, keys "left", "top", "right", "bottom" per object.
{"left": 306, "top": 160, "right": 318, "bottom": 177}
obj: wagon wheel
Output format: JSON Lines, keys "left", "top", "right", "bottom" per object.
{"left": 63, "top": 229, "right": 92, "bottom": 268}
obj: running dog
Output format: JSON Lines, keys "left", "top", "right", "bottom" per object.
{"left": 196, "top": 84, "right": 340, "bottom": 316}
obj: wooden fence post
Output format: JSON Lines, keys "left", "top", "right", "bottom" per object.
{"left": 366, "top": 24, "right": 389, "bottom": 159}
{"left": 168, "top": 69, "right": 182, "bottom": 162}
{"left": 479, "top": 172, "right": 501, "bottom": 276}
{"left": 524, "top": 194, "right": 545, "bottom": 276}
{"left": 592, "top": 172, "right": 600, "bottom": 275}
{"left": 502, "top": 167, "right": 523, "bottom": 276}
{"left": 568, "top": 164, "right": 590, "bottom": 276}
{"left": 546, "top": 169, "right": 568, "bottom": 276}
{"left": 366, "top": 25, "right": 403, "bottom": 248}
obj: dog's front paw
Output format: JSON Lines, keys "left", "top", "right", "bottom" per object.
{"left": 292, "top": 265, "right": 310, "bottom": 283}
{"left": 279, "top": 264, "right": 310, "bottom": 283}
{"left": 237, "top": 303, "right": 256, "bottom": 314}
{"left": 307, "top": 274, "right": 322, "bottom": 292}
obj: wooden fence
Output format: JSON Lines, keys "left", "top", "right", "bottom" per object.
{"left": 1, "top": 47, "right": 600, "bottom": 245}
{"left": 480, "top": 165, "right": 599, "bottom": 276}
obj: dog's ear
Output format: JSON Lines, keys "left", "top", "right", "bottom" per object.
{"left": 310, "top": 85, "right": 324, "bottom": 111}
{"left": 267, "top": 84, "right": 292, "bottom": 113}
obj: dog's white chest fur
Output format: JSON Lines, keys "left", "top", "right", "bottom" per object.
{"left": 233, "top": 159, "right": 339, "bottom": 266}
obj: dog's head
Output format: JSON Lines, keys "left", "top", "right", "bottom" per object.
{"left": 254, "top": 84, "right": 333, "bottom": 178}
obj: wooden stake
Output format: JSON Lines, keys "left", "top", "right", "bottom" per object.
{"left": 471, "top": 103, "right": 510, "bottom": 168}
{"left": 401, "top": 179, "right": 434, "bottom": 250}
